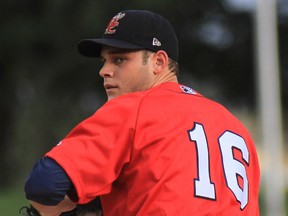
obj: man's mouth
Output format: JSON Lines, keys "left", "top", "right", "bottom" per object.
{"left": 104, "top": 84, "right": 117, "bottom": 91}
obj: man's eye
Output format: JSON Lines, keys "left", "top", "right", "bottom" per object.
{"left": 114, "top": 57, "right": 125, "bottom": 64}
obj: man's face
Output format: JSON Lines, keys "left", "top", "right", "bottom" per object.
{"left": 99, "top": 46, "right": 154, "bottom": 100}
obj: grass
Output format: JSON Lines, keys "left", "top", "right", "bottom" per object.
{"left": 1, "top": 185, "right": 287, "bottom": 215}
{"left": 0, "top": 186, "right": 28, "bottom": 216}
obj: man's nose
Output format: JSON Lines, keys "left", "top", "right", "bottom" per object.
{"left": 99, "top": 63, "right": 114, "bottom": 78}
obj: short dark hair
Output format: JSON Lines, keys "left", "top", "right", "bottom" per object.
{"left": 142, "top": 50, "right": 150, "bottom": 65}
{"left": 168, "top": 59, "right": 179, "bottom": 77}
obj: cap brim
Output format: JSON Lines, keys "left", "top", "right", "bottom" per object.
{"left": 77, "top": 39, "right": 144, "bottom": 57}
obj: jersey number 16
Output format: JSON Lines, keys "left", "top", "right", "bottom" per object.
{"left": 188, "top": 123, "right": 249, "bottom": 210}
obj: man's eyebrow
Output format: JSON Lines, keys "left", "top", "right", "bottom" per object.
{"left": 107, "top": 48, "right": 142, "bottom": 55}
{"left": 108, "top": 50, "right": 129, "bottom": 54}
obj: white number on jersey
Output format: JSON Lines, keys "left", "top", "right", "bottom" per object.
{"left": 188, "top": 123, "right": 249, "bottom": 210}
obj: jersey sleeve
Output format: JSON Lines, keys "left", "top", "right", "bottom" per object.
{"left": 46, "top": 94, "right": 141, "bottom": 204}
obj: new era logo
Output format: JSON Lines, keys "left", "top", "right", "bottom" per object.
{"left": 152, "top": 38, "right": 161, "bottom": 46}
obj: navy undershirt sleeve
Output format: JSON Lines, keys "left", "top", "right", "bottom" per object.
{"left": 24, "top": 157, "right": 73, "bottom": 205}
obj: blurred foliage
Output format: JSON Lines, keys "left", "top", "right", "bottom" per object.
{"left": 0, "top": 0, "right": 287, "bottom": 200}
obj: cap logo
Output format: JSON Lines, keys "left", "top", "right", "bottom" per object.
{"left": 152, "top": 38, "right": 161, "bottom": 46}
{"left": 105, "top": 12, "right": 126, "bottom": 34}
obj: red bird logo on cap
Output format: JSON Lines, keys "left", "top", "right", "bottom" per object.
{"left": 105, "top": 12, "right": 126, "bottom": 34}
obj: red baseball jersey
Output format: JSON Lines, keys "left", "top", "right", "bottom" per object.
{"left": 46, "top": 82, "right": 260, "bottom": 216}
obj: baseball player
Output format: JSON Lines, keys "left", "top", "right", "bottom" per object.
{"left": 24, "top": 10, "right": 260, "bottom": 216}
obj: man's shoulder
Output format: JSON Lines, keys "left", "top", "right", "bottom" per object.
{"left": 103, "top": 82, "right": 180, "bottom": 105}
{"left": 100, "top": 82, "right": 204, "bottom": 112}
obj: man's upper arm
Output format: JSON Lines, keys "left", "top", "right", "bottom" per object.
{"left": 25, "top": 157, "right": 73, "bottom": 205}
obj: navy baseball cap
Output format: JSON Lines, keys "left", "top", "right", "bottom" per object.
{"left": 77, "top": 10, "right": 179, "bottom": 62}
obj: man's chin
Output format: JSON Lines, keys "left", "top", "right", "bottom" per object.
{"left": 106, "top": 94, "right": 118, "bottom": 101}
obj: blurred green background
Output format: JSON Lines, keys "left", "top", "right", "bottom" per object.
{"left": 1, "top": 0, "right": 287, "bottom": 215}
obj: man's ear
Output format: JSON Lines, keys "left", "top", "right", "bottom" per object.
{"left": 153, "top": 50, "right": 169, "bottom": 74}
